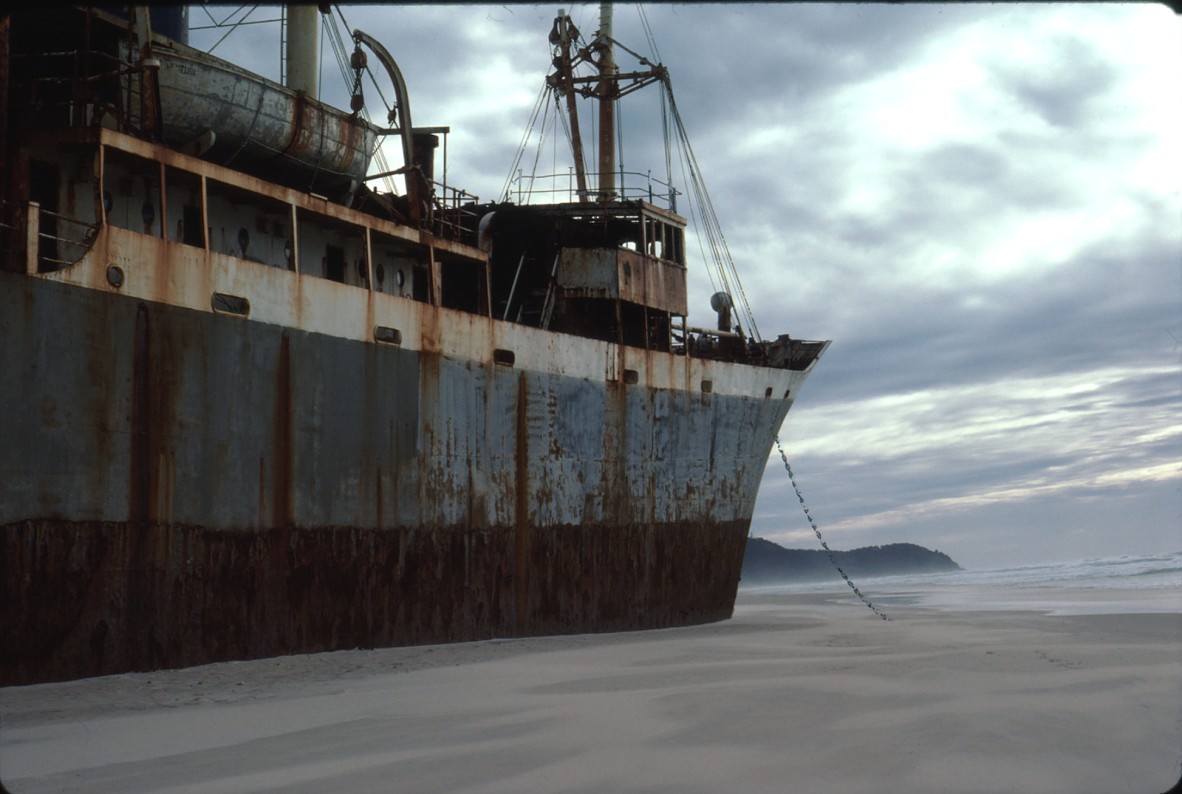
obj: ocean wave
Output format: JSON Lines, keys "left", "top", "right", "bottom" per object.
{"left": 910, "top": 551, "right": 1182, "bottom": 591}
{"left": 744, "top": 551, "right": 1182, "bottom": 597}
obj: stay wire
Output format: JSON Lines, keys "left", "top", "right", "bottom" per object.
{"left": 205, "top": 4, "right": 260, "bottom": 55}
{"left": 326, "top": 7, "right": 395, "bottom": 194}
{"left": 663, "top": 81, "right": 761, "bottom": 342}
{"left": 637, "top": 3, "right": 662, "bottom": 65}
{"left": 773, "top": 436, "right": 890, "bottom": 621}
{"left": 502, "top": 79, "right": 549, "bottom": 202}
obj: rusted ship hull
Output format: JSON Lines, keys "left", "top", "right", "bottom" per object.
{"left": 2, "top": 6, "right": 829, "bottom": 687}
{"left": 1, "top": 265, "right": 802, "bottom": 685}
{"left": 6, "top": 520, "right": 750, "bottom": 685}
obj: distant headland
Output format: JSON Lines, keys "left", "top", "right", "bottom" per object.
{"left": 741, "top": 537, "right": 963, "bottom": 585}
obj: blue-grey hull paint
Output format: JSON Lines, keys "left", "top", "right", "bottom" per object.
{"left": 2, "top": 272, "right": 792, "bottom": 684}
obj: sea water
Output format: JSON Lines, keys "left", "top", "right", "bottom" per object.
{"left": 744, "top": 550, "right": 1182, "bottom": 615}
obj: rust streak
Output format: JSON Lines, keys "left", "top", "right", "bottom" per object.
{"left": 129, "top": 303, "right": 150, "bottom": 527}
{"left": 513, "top": 370, "right": 530, "bottom": 634}
{"left": 273, "top": 332, "right": 293, "bottom": 527}
{"left": 1, "top": 515, "right": 751, "bottom": 686}
{"left": 375, "top": 465, "right": 383, "bottom": 528}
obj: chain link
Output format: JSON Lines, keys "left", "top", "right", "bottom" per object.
{"left": 773, "top": 436, "right": 890, "bottom": 621}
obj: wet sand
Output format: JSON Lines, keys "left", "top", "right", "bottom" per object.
{"left": 2, "top": 589, "right": 1180, "bottom": 793}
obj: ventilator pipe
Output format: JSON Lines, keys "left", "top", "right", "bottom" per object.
{"left": 710, "top": 291, "right": 733, "bottom": 333}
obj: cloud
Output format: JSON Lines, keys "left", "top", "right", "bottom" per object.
{"left": 763, "top": 359, "right": 1182, "bottom": 565}
{"left": 188, "top": 4, "right": 1181, "bottom": 569}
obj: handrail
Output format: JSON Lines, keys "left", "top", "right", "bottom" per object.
{"left": 12, "top": 48, "right": 128, "bottom": 130}
{"left": 506, "top": 169, "right": 680, "bottom": 209}
{"left": 427, "top": 179, "right": 481, "bottom": 244}
{"left": 0, "top": 201, "right": 100, "bottom": 274}
{"left": 35, "top": 209, "right": 101, "bottom": 271}
{"left": 673, "top": 322, "right": 775, "bottom": 367}
{"left": 0, "top": 202, "right": 21, "bottom": 271}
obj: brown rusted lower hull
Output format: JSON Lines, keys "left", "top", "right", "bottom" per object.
{"left": 1, "top": 517, "right": 747, "bottom": 686}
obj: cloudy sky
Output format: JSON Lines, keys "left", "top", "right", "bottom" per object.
{"left": 190, "top": 4, "right": 1181, "bottom": 571}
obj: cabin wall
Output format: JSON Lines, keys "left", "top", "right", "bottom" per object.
{"left": 371, "top": 237, "right": 424, "bottom": 299}
{"left": 205, "top": 179, "right": 290, "bottom": 267}
{"left": 556, "top": 247, "right": 687, "bottom": 315}
{"left": 294, "top": 209, "right": 368, "bottom": 288}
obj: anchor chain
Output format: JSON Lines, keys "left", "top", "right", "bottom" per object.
{"left": 774, "top": 436, "right": 890, "bottom": 621}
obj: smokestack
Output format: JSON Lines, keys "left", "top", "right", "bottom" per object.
{"left": 412, "top": 132, "right": 439, "bottom": 185}
{"left": 286, "top": 6, "right": 320, "bottom": 100}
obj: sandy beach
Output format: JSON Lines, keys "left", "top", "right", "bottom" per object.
{"left": 2, "top": 588, "right": 1179, "bottom": 794}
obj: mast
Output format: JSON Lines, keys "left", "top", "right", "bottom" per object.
{"left": 551, "top": 10, "right": 589, "bottom": 202}
{"left": 596, "top": 2, "right": 616, "bottom": 202}
{"left": 545, "top": 3, "right": 665, "bottom": 205}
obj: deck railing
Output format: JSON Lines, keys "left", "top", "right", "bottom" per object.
{"left": 505, "top": 169, "right": 680, "bottom": 210}
{"left": 429, "top": 181, "right": 482, "bottom": 244}
{"left": 11, "top": 47, "right": 129, "bottom": 132}
{"left": 0, "top": 201, "right": 101, "bottom": 274}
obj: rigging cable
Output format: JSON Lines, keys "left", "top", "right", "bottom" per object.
{"left": 669, "top": 113, "right": 722, "bottom": 300}
{"left": 325, "top": 6, "right": 398, "bottom": 196}
{"left": 501, "top": 79, "right": 550, "bottom": 202}
{"left": 659, "top": 78, "right": 673, "bottom": 209}
{"left": 637, "top": 3, "right": 662, "bottom": 65}
{"left": 662, "top": 79, "right": 741, "bottom": 331}
{"left": 773, "top": 436, "right": 890, "bottom": 620}
{"left": 663, "top": 82, "right": 762, "bottom": 342}
{"left": 554, "top": 91, "right": 579, "bottom": 199}
{"left": 635, "top": 3, "right": 674, "bottom": 203}
{"left": 616, "top": 91, "right": 624, "bottom": 196}
{"left": 524, "top": 95, "right": 555, "bottom": 204}
{"left": 199, "top": 5, "right": 264, "bottom": 55}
